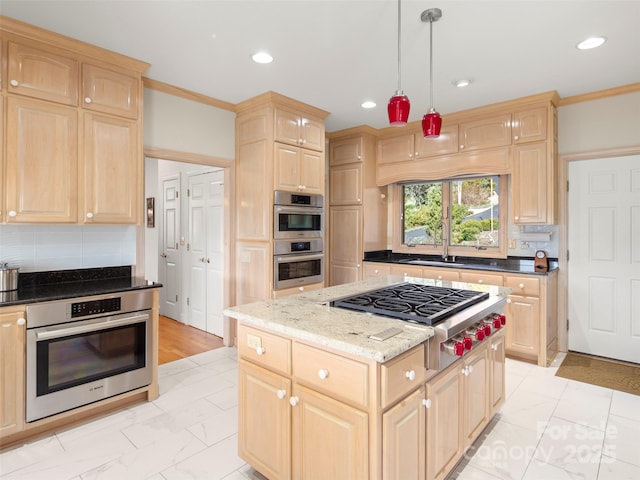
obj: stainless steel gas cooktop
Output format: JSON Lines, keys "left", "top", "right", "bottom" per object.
{"left": 331, "top": 282, "right": 489, "bottom": 326}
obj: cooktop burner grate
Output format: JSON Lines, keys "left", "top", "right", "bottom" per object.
{"left": 331, "top": 283, "right": 490, "bottom": 326}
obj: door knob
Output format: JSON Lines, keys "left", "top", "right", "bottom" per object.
{"left": 160, "top": 253, "right": 167, "bottom": 258}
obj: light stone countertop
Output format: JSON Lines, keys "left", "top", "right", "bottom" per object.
{"left": 224, "top": 275, "right": 510, "bottom": 363}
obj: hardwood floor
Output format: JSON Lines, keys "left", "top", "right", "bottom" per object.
{"left": 158, "top": 315, "right": 224, "bottom": 364}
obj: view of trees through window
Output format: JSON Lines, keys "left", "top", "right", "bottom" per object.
{"left": 403, "top": 176, "right": 500, "bottom": 248}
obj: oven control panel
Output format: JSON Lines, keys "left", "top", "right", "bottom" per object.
{"left": 71, "top": 297, "right": 122, "bottom": 318}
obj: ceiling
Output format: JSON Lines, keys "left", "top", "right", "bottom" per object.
{"left": 2, "top": 1, "right": 639, "bottom": 132}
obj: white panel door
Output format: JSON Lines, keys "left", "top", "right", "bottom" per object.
{"left": 159, "top": 175, "right": 180, "bottom": 321}
{"left": 188, "top": 170, "right": 224, "bottom": 335}
{"left": 188, "top": 174, "right": 207, "bottom": 332}
{"left": 568, "top": 155, "right": 640, "bottom": 363}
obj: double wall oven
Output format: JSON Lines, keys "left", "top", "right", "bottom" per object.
{"left": 25, "top": 289, "right": 154, "bottom": 422}
{"left": 273, "top": 190, "right": 324, "bottom": 290}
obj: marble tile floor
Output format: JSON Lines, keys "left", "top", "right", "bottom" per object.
{"left": 1, "top": 347, "right": 639, "bottom": 480}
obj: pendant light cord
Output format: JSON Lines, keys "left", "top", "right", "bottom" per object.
{"left": 429, "top": 15, "right": 434, "bottom": 109}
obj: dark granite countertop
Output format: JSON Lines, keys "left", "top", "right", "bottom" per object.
{"left": 364, "top": 251, "right": 558, "bottom": 275}
{"left": 0, "top": 266, "right": 162, "bottom": 307}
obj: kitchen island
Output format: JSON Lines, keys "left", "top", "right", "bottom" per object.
{"left": 224, "top": 276, "right": 510, "bottom": 480}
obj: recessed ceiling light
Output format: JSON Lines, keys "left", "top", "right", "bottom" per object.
{"left": 453, "top": 79, "right": 472, "bottom": 88}
{"left": 252, "top": 52, "right": 273, "bottom": 64}
{"left": 361, "top": 101, "right": 376, "bottom": 109}
{"left": 577, "top": 36, "right": 606, "bottom": 50}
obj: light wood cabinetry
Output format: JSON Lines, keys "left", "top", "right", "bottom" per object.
{"left": 328, "top": 130, "right": 387, "bottom": 286}
{"left": 238, "top": 322, "right": 433, "bottom": 480}
{"left": 425, "top": 330, "right": 504, "bottom": 480}
{"left": 382, "top": 386, "right": 426, "bottom": 480}
{"left": 363, "top": 262, "right": 391, "bottom": 279}
{"left": 5, "top": 96, "right": 78, "bottom": 223}
{"left": 235, "top": 93, "right": 328, "bottom": 302}
{"left": 0, "top": 308, "right": 26, "bottom": 437}
{"left": 81, "top": 112, "right": 139, "bottom": 223}
{"left": 291, "top": 383, "right": 369, "bottom": 479}
{"left": 275, "top": 108, "right": 324, "bottom": 152}
{"left": 1, "top": 17, "right": 148, "bottom": 225}
{"left": 375, "top": 92, "right": 559, "bottom": 225}
{"left": 6, "top": 41, "right": 78, "bottom": 105}
{"left": 274, "top": 143, "right": 323, "bottom": 194}
{"left": 81, "top": 63, "right": 139, "bottom": 119}
{"left": 238, "top": 359, "right": 291, "bottom": 480}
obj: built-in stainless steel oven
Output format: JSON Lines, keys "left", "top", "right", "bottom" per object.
{"left": 274, "top": 239, "right": 324, "bottom": 290}
{"left": 25, "top": 289, "right": 154, "bottom": 422}
{"left": 274, "top": 190, "right": 323, "bottom": 239}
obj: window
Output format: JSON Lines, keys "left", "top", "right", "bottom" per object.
{"left": 394, "top": 175, "right": 507, "bottom": 258}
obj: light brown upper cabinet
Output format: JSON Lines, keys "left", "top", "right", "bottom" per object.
{"left": 274, "top": 108, "right": 324, "bottom": 152}
{"left": 1, "top": 17, "right": 149, "bottom": 225}
{"left": 377, "top": 124, "right": 459, "bottom": 165}
{"left": 7, "top": 42, "right": 78, "bottom": 106}
{"left": 458, "top": 113, "right": 511, "bottom": 152}
{"left": 274, "top": 143, "right": 324, "bottom": 194}
{"left": 81, "top": 64, "right": 139, "bottom": 119}
{"left": 512, "top": 106, "right": 547, "bottom": 144}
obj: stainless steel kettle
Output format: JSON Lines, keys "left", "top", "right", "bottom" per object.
{"left": 0, "top": 263, "right": 19, "bottom": 291}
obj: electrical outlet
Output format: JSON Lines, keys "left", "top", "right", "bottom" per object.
{"left": 247, "top": 333, "right": 262, "bottom": 349}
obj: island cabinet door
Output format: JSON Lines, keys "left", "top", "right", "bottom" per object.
{"left": 382, "top": 387, "right": 426, "bottom": 480}
{"left": 238, "top": 360, "right": 291, "bottom": 480}
{"left": 425, "top": 364, "right": 463, "bottom": 480}
{"left": 291, "top": 384, "right": 368, "bottom": 480}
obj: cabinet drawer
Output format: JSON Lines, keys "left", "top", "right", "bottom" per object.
{"left": 293, "top": 342, "right": 369, "bottom": 408}
{"left": 363, "top": 263, "right": 391, "bottom": 278}
{"left": 238, "top": 324, "right": 291, "bottom": 375}
{"left": 459, "top": 271, "right": 504, "bottom": 286}
{"left": 505, "top": 275, "right": 540, "bottom": 297}
{"left": 381, "top": 345, "right": 425, "bottom": 408}
{"left": 422, "top": 267, "right": 460, "bottom": 282}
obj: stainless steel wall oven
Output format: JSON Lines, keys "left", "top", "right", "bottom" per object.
{"left": 274, "top": 239, "right": 324, "bottom": 290}
{"left": 26, "top": 289, "right": 154, "bottom": 422}
{"left": 274, "top": 190, "right": 323, "bottom": 239}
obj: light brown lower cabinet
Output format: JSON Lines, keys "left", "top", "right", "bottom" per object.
{"left": 0, "top": 308, "right": 26, "bottom": 437}
{"left": 291, "top": 384, "right": 369, "bottom": 479}
{"left": 382, "top": 387, "right": 426, "bottom": 480}
{"left": 426, "top": 332, "right": 505, "bottom": 480}
{"left": 237, "top": 322, "right": 505, "bottom": 480}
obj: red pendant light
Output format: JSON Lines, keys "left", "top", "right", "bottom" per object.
{"left": 388, "top": 0, "right": 410, "bottom": 126}
{"left": 421, "top": 8, "right": 442, "bottom": 138}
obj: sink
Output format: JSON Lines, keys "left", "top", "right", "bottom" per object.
{"left": 406, "top": 260, "right": 463, "bottom": 267}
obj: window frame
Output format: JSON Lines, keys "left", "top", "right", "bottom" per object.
{"left": 391, "top": 175, "right": 508, "bottom": 259}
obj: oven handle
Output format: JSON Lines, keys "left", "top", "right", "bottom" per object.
{"left": 35, "top": 313, "right": 149, "bottom": 340}
{"left": 275, "top": 252, "right": 324, "bottom": 263}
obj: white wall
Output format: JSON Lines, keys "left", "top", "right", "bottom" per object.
{"left": 143, "top": 89, "right": 236, "bottom": 160}
{"left": 558, "top": 91, "right": 640, "bottom": 154}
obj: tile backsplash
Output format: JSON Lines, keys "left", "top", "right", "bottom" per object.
{"left": 0, "top": 225, "right": 136, "bottom": 273}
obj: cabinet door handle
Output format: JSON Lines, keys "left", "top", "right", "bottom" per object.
{"left": 10, "top": 79, "right": 19, "bottom": 87}
{"left": 84, "top": 97, "right": 93, "bottom": 104}
{"left": 86, "top": 212, "right": 94, "bottom": 219}
{"left": 492, "top": 344, "right": 499, "bottom": 351}
{"left": 256, "top": 346, "right": 266, "bottom": 355}
{"left": 514, "top": 135, "right": 519, "bottom": 141}
{"left": 405, "top": 370, "right": 416, "bottom": 381}
{"left": 17, "top": 318, "right": 26, "bottom": 326}
{"left": 276, "top": 389, "right": 286, "bottom": 400}
{"left": 318, "top": 369, "right": 329, "bottom": 380}
{"left": 423, "top": 398, "right": 432, "bottom": 409}
{"left": 289, "top": 396, "right": 299, "bottom": 407}
{"left": 8, "top": 210, "right": 17, "bottom": 218}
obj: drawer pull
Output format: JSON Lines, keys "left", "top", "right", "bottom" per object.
{"left": 289, "top": 396, "right": 299, "bottom": 407}
{"left": 276, "top": 389, "right": 286, "bottom": 399}
{"left": 423, "top": 398, "right": 432, "bottom": 409}
{"left": 478, "top": 279, "right": 483, "bottom": 284}
{"left": 256, "top": 346, "right": 266, "bottom": 355}
{"left": 519, "top": 283, "right": 525, "bottom": 289}
{"left": 405, "top": 370, "right": 416, "bottom": 381}
{"left": 318, "top": 368, "right": 329, "bottom": 380}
